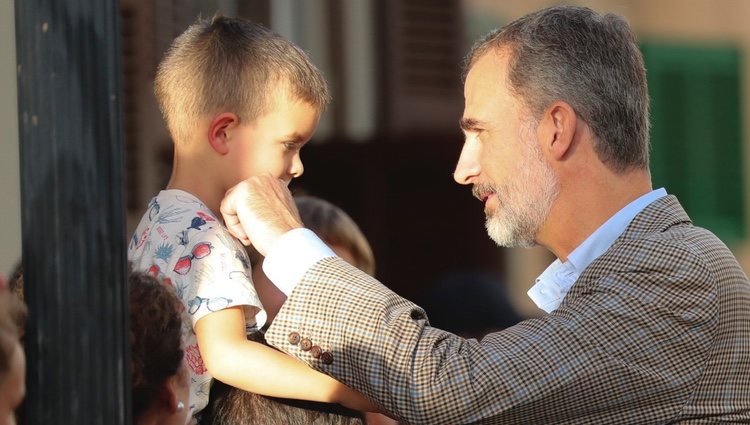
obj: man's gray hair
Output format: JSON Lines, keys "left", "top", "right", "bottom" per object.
{"left": 465, "top": 6, "right": 650, "bottom": 172}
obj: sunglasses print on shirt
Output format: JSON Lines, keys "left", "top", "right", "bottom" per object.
{"left": 187, "top": 295, "right": 233, "bottom": 315}
{"left": 173, "top": 241, "right": 213, "bottom": 275}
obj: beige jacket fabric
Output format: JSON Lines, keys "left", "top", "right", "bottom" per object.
{"left": 266, "top": 196, "right": 750, "bottom": 424}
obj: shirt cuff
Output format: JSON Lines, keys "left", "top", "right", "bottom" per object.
{"left": 262, "top": 228, "right": 336, "bottom": 296}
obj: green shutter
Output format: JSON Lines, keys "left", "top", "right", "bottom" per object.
{"left": 642, "top": 43, "right": 745, "bottom": 242}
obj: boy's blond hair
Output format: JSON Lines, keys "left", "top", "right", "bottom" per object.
{"left": 155, "top": 15, "right": 330, "bottom": 144}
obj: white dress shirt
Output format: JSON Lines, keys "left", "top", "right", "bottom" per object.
{"left": 263, "top": 227, "right": 336, "bottom": 296}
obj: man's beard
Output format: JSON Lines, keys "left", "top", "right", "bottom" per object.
{"left": 474, "top": 140, "right": 559, "bottom": 248}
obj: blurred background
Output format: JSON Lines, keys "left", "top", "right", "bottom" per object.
{"left": 2, "top": 0, "right": 749, "bottom": 329}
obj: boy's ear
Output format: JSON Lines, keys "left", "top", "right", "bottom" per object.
{"left": 537, "top": 101, "right": 577, "bottom": 161}
{"left": 208, "top": 112, "right": 240, "bottom": 155}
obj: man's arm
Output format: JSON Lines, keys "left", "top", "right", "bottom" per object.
{"left": 221, "top": 177, "right": 712, "bottom": 423}
{"left": 264, "top": 257, "right": 517, "bottom": 423}
{"left": 264, "top": 257, "right": 713, "bottom": 424}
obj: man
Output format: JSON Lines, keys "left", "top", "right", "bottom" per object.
{"left": 221, "top": 6, "right": 750, "bottom": 424}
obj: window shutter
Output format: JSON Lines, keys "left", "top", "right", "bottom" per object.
{"left": 642, "top": 43, "right": 745, "bottom": 242}
{"left": 379, "top": 0, "right": 465, "bottom": 137}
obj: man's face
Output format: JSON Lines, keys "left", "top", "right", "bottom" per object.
{"left": 455, "top": 50, "right": 559, "bottom": 247}
{"left": 227, "top": 94, "right": 320, "bottom": 187}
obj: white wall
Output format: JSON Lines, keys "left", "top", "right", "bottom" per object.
{"left": 0, "top": 0, "right": 22, "bottom": 276}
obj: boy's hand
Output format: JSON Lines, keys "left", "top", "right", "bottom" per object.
{"left": 220, "top": 176, "right": 303, "bottom": 256}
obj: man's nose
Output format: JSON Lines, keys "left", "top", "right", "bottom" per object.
{"left": 453, "top": 139, "right": 481, "bottom": 185}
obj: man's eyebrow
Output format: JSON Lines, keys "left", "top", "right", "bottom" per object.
{"left": 459, "top": 117, "right": 484, "bottom": 132}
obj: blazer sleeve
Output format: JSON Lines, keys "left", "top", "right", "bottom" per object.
{"left": 264, "top": 257, "right": 715, "bottom": 424}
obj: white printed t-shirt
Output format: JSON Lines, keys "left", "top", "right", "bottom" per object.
{"left": 128, "top": 189, "right": 265, "bottom": 420}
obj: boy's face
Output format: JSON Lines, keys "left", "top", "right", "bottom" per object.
{"left": 227, "top": 97, "right": 320, "bottom": 186}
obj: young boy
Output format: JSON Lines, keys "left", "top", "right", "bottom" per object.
{"left": 128, "top": 15, "right": 375, "bottom": 422}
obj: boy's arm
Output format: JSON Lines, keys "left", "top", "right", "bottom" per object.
{"left": 194, "top": 306, "right": 377, "bottom": 412}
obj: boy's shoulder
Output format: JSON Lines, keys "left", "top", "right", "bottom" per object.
{"left": 139, "top": 189, "right": 212, "bottom": 225}
{"left": 129, "top": 190, "right": 225, "bottom": 253}
{"left": 146, "top": 190, "right": 214, "bottom": 226}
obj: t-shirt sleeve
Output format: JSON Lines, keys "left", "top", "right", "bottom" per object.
{"left": 172, "top": 227, "right": 265, "bottom": 330}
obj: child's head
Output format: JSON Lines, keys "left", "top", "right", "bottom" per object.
{"left": 129, "top": 271, "right": 191, "bottom": 425}
{"left": 0, "top": 284, "right": 26, "bottom": 425}
{"left": 0, "top": 327, "right": 23, "bottom": 425}
{"left": 295, "top": 196, "right": 375, "bottom": 276}
{"left": 155, "top": 15, "right": 330, "bottom": 186}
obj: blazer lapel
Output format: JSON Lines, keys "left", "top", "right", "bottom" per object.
{"left": 562, "top": 195, "right": 693, "bottom": 304}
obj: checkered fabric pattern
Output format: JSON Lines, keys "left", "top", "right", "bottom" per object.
{"left": 265, "top": 196, "right": 750, "bottom": 424}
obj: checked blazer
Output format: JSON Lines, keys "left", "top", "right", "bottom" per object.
{"left": 265, "top": 196, "right": 750, "bottom": 424}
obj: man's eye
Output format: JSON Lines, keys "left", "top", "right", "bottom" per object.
{"left": 466, "top": 131, "right": 481, "bottom": 142}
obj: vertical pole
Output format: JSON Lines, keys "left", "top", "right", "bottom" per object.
{"left": 15, "top": 0, "right": 129, "bottom": 424}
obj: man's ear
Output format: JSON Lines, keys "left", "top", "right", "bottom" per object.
{"left": 537, "top": 101, "right": 577, "bottom": 161}
{"left": 208, "top": 112, "right": 240, "bottom": 155}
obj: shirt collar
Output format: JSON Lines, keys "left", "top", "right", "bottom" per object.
{"left": 528, "top": 188, "right": 668, "bottom": 313}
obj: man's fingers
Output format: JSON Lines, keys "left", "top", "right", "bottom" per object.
{"left": 220, "top": 175, "right": 303, "bottom": 255}
{"left": 226, "top": 222, "right": 251, "bottom": 246}
{"left": 220, "top": 186, "right": 250, "bottom": 244}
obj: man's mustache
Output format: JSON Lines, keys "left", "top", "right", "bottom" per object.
{"left": 472, "top": 183, "right": 495, "bottom": 202}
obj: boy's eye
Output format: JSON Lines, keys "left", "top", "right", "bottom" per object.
{"left": 284, "top": 140, "right": 305, "bottom": 152}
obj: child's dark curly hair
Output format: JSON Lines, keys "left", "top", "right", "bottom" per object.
{"left": 129, "top": 271, "right": 184, "bottom": 419}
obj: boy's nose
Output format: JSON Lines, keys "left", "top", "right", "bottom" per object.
{"left": 291, "top": 154, "right": 304, "bottom": 178}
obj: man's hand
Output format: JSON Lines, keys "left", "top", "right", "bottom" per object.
{"left": 220, "top": 176, "right": 303, "bottom": 256}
